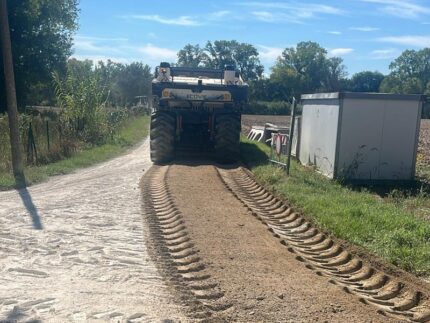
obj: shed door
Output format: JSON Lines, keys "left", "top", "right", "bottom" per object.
{"left": 337, "top": 99, "right": 384, "bottom": 180}
{"left": 300, "top": 99, "right": 339, "bottom": 178}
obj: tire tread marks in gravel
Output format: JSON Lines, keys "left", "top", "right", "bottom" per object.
{"left": 216, "top": 166, "right": 430, "bottom": 323}
{"left": 142, "top": 165, "right": 231, "bottom": 321}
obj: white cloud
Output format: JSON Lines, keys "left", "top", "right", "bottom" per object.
{"left": 241, "top": 2, "right": 344, "bottom": 23}
{"left": 73, "top": 36, "right": 127, "bottom": 53}
{"left": 361, "top": 0, "right": 430, "bottom": 19}
{"left": 377, "top": 35, "right": 430, "bottom": 47}
{"left": 350, "top": 26, "right": 380, "bottom": 32}
{"left": 328, "top": 31, "right": 342, "bottom": 35}
{"left": 139, "top": 44, "right": 177, "bottom": 61}
{"left": 369, "top": 48, "right": 399, "bottom": 59}
{"left": 74, "top": 38, "right": 101, "bottom": 52}
{"left": 329, "top": 48, "right": 354, "bottom": 56}
{"left": 209, "top": 10, "right": 231, "bottom": 19}
{"left": 129, "top": 14, "right": 199, "bottom": 26}
{"left": 70, "top": 54, "right": 133, "bottom": 64}
{"left": 252, "top": 11, "right": 276, "bottom": 22}
{"left": 258, "top": 45, "right": 284, "bottom": 63}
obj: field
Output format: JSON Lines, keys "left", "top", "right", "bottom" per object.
{"left": 242, "top": 115, "right": 430, "bottom": 177}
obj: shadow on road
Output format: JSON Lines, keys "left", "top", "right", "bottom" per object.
{"left": 2, "top": 305, "right": 42, "bottom": 323}
{"left": 18, "top": 188, "right": 43, "bottom": 230}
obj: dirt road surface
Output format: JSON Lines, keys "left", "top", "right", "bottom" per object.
{"left": 143, "top": 163, "right": 417, "bottom": 322}
{"left": 2, "top": 129, "right": 428, "bottom": 322}
{"left": 0, "top": 140, "right": 185, "bottom": 322}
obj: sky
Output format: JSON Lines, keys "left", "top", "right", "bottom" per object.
{"left": 73, "top": 0, "right": 430, "bottom": 76}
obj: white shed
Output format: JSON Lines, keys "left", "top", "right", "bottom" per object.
{"left": 299, "top": 92, "right": 424, "bottom": 181}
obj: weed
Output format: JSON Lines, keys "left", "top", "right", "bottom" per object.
{"left": 241, "top": 138, "right": 430, "bottom": 276}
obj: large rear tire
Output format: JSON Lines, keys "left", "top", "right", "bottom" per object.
{"left": 214, "top": 114, "right": 241, "bottom": 163}
{"left": 150, "top": 112, "right": 175, "bottom": 164}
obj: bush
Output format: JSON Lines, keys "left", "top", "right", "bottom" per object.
{"left": 53, "top": 67, "right": 109, "bottom": 145}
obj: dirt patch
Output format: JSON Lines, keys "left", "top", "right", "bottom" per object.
{"left": 166, "top": 163, "right": 400, "bottom": 322}
{"left": 241, "top": 114, "right": 291, "bottom": 137}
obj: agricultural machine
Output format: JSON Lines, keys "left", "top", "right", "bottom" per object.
{"left": 150, "top": 62, "right": 248, "bottom": 163}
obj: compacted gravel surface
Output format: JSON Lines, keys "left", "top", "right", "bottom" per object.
{"left": 0, "top": 140, "right": 185, "bottom": 322}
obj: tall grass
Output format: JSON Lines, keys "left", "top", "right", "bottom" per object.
{"left": 241, "top": 138, "right": 430, "bottom": 276}
{"left": 0, "top": 115, "right": 149, "bottom": 189}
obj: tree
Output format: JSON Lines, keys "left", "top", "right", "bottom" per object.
{"left": 269, "top": 64, "right": 299, "bottom": 100}
{"left": 277, "top": 41, "right": 328, "bottom": 94}
{"left": 0, "top": 0, "right": 24, "bottom": 185}
{"left": 380, "top": 48, "right": 430, "bottom": 94}
{"left": 324, "top": 57, "right": 347, "bottom": 92}
{"left": 349, "top": 71, "right": 384, "bottom": 92}
{"left": 0, "top": 0, "right": 78, "bottom": 111}
{"left": 269, "top": 41, "right": 347, "bottom": 99}
{"left": 113, "top": 62, "right": 152, "bottom": 106}
{"left": 177, "top": 44, "right": 207, "bottom": 68}
{"left": 204, "top": 40, "right": 263, "bottom": 80}
{"left": 390, "top": 49, "right": 430, "bottom": 85}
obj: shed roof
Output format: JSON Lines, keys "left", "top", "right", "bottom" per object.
{"left": 301, "top": 92, "right": 425, "bottom": 101}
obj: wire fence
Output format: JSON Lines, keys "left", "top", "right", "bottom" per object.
{"left": 0, "top": 114, "right": 67, "bottom": 172}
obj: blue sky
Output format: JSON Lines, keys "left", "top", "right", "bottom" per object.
{"left": 73, "top": 0, "right": 430, "bottom": 76}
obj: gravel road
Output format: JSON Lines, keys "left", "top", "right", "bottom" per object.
{"left": 163, "top": 164, "right": 402, "bottom": 322}
{"left": 0, "top": 139, "right": 185, "bottom": 322}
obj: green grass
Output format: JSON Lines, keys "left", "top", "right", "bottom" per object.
{"left": 241, "top": 138, "right": 430, "bottom": 276}
{"left": 0, "top": 116, "right": 149, "bottom": 189}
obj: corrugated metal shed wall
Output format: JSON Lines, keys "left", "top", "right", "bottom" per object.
{"left": 299, "top": 92, "right": 423, "bottom": 181}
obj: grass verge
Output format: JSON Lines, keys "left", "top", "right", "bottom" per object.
{"left": 0, "top": 116, "right": 149, "bottom": 190}
{"left": 241, "top": 138, "right": 430, "bottom": 277}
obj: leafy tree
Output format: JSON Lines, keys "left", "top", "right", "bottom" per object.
{"left": 113, "top": 62, "right": 152, "bottom": 106}
{"left": 177, "top": 44, "right": 207, "bottom": 68}
{"left": 204, "top": 40, "right": 236, "bottom": 69}
{"left": 268, "top": 41, "right": 347, "bottom": 100}
{"left": 0, "top": 0, "right": 79, "bottom": 111}
{"left": 380, "top": 48, "right": 430, "bottom": 94}
{"left": 204, "top": 40, "right": 263, "bottom": 80}
{"left": 349, "top": 71, "right": 385, "bottom": 92}
{"left": 276, "top": 41, "right": 328, "bottom": 94}
{"left": 324, "top": 57, "right": 347, "bottom": 92}
{"left": 269, "top": 64, "right": 300, "bottom": 100}
{"left": 390, "top": 49, "right": 430, "bottom": 85}
{"left": 176, "top": 40, "right": 263, "bottom": 80}
{"left": 248, "top": 79, "right": 270, "bottom": 102}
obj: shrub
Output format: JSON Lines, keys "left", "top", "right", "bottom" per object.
{"left": 53, "top": 68, "right": 109, "bottom": 145}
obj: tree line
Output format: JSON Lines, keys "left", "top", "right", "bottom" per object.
{"left": 176, "top": 41, "right": 430, "bottom": 103}
{"left": 0, "top": 0, "right": 429, "bottom": 116}
{"left": 0, "top": 0, "right": 153, "bottom": 113}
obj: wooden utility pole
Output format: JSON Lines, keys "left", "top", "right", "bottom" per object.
{"left": 0, "top": 0, "right": 25, "bottom": 186}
